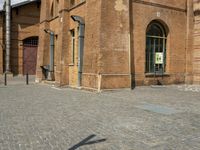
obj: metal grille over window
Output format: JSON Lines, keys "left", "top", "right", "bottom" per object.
{"left": 146, "top": 21, "right": 167, "bottom": 74}
{"left": 23, "top": 37, "right": 38, "bottom": 46}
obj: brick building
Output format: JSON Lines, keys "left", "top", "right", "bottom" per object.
{"left": 0, "top": 0, "right": 200, "bottom": 90}
{"left": 0, "top": 0, "right": 40, "bottom": 75}
{"left": 35, "top": 0, "right": 199, "bottom": 91}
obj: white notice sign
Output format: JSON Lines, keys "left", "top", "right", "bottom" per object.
{"left": 155, "top": 52, "right": 163, "bottom": 64}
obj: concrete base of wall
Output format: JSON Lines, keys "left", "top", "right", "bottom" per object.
{"left": 193, "top": 75, "right": 200, "bottom": 84}
{"left": 35, "top": 71, "right": 200, "bottom": 90}
{"left": 134, "top": 73, "right": 186, "bottom": 86}
{"left": 82, "top": 73, "right": 132, "bottom": 91}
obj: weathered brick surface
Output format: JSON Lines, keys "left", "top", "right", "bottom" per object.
{"left": 0, "top": 0, "right": 198, "bottom": 89}
{"left": 132, "top": 1, "right": 188, "bottom": 86}
{"left": 68, "top": 3, "right": 86, "bottom": 86}
{"left": 35, "top": 0, "right": 200, "bottom": 90}
{"left": 12, "top": 3, "right": 40, "bottom": 75}
{"left": 36, "top": 0, "right": 86, "bottom": 86}
{"left": 0, "top": 2, "right": 40, "bottom": 75}
{"left": 81, "top": 0, "right": 101, "bottom": 89}
{"left": 185, "top": 0, "right": 194, "bottom": 84}
{"left": 193, "top": 1, "right": 200, "bottom": 84}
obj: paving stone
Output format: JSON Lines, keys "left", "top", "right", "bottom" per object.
{"left": 0, "top": 77, "right": 200, "bottom": 149}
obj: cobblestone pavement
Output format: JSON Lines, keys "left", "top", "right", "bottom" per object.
{"left": 0, "top": 79, "right": 200, "bottom": 150}
{"left": 0, "top": 75, "right": 35, "bottom": 86}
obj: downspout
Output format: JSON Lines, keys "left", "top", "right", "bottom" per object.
{"left": 5, "top": 0, "right": 11, "bottom": 73}
{"left": 44, "top": 29, "right": 55, "bottom": 81}
{"left": 71, "top": 15, "right": 85, "bottom": 87}
{"left": 128, "top": 0, "right": 135, "bottom": 89}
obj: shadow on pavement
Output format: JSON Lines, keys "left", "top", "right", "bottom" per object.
{"left": 68, "top": 134, "right": 106, "bottom": 150}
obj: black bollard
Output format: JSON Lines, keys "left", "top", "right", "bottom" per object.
{"left": 26, "top": 73, "right": 29, "bottom": 85}
{"left": 4, "top": 73, "right": 7, "bottom": 86}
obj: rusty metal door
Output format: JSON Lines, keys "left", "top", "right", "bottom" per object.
{"left": 23, "top": 37, "right": 38, "bottom": 75}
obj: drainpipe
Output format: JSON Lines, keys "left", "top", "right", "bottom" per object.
{"left": 71, "top": 15, "right": 85, "bottom": 87}
{"left": 5, "top": 0, "right": 11, "bottom": 73}
{"left": 44, "top": 29, "right": 55, "bottom": 81}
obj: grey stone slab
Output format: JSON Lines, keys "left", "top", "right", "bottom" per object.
{"left": 136, "top": 103, "right": 178, "bottom": 115}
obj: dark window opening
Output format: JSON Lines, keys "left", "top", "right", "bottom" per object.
{"left": 23, "top": 37, "right": 38, "bottom": 46}
{"left": 146, "top": 21, "right": 167, "bottom": 74}
{"left": 70, "top": 29, "right": 75, "bottom": 64}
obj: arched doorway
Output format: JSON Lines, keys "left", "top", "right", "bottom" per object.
{"left": 146, "top": 21, "right": 168, "bottom": 74}
{"left": 23, "top": 37, "right": 38, "bottom": 75}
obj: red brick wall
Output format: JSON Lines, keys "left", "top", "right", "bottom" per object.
{"left": 11, "top": 3, "right": 40, "bottom": 75}
{"left": 193, "top": 1, "right": 200, "bottom": 84}
{"left": 132, "top": 0, "right": 188, "bottom": 85}
{"left": 36, "top": 0, "right": 199, "bottom": 89}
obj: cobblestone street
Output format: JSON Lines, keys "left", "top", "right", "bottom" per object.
{"left": 0, "top": 79, "right": 200, "bottom": 150}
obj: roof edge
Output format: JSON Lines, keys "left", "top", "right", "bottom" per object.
{"left": 12, "top": 0, "right": 40, "bottom": 8}
{"left": 0, "top": 0, "right": 40, "bottom": 12}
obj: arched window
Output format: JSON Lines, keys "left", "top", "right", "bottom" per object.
{"left": 146, "top": 21, "right": 167, "bottom": 74}
{"left": 23, "top": 37, "right": 38, "bottom": 46}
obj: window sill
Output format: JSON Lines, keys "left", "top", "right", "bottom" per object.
{"left": 69, "top": 63, "right": 75, "bottom": 66}
{"left": 145, "top": 73, "right": 170, "bottom": 77}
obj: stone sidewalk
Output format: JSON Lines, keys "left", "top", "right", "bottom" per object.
{"left": 0, "top": 81, "right": 200, "bottom": 150}
{"left": 0, "top": 75, "right": 35, "bottom": 86}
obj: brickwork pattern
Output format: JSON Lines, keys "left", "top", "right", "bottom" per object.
{"left": 36, "top": 0, "right": 199, "bottom": 90}
{"left": 193, "top": 1, "right": 200, "bottom": 84}
{"left": 10, "top": 3, "right": 40, "bottom": 75}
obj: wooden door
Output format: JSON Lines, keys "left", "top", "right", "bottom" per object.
{"left": 23, "top": 45, "right": 38, "bottom": 75}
